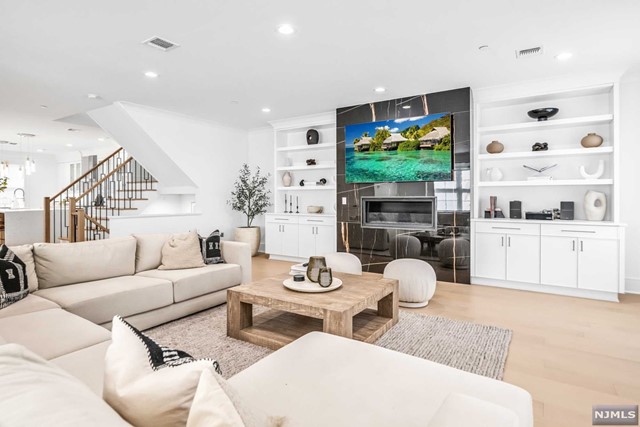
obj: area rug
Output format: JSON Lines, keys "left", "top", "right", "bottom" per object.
{"left": 146, "top": 305, "right": 512, "bottom": 380}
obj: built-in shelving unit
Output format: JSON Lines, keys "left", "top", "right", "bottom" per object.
{"left": 477, "top": 179, "right": 613, "bottom": 188}
{"left": 276, "top": 144, "right": 336, "bottom": 153}
{"left": 276, "top": 185, "right": 337, "bottom": 191}
{"left": 478, "top": 114, "right": 613, "bottom": 134}
{"left": 275, "top": 164, "right": 335, "bottom": 171}
{"left": 477, "top": 146, "right": 613, "bottom": 160}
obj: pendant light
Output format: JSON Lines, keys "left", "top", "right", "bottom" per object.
{"left": 17, "top": 133, "right": 36, "bottom": 176}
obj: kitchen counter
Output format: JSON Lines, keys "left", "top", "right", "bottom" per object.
{"left": 0, "top": 209, "right": 45, "bottom": 245}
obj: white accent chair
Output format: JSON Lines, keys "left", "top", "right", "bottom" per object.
{"left": 323, "top": 252, "right": 363, "bottom": 275}
{"left": 383, "top": 259, "right": 437, "bottom": 308}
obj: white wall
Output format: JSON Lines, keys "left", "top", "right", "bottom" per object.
{"left": 620, "top": 68, "right": 640, "bottom": 293}
{"left": 247, "top": 127, "right": 275, "bottom": 251}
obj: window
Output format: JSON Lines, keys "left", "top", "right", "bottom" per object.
{"left": 434, "top": 170, "right": 471, "bottom": 211}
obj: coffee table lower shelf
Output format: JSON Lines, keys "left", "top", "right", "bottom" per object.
{"left": 237, "top": 309, "right": 395, "bottom": 351}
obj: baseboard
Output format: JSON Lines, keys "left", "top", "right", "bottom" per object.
{"left": 626, "top": 277, "right": 640, "bottom": 294}
{"left": 471, "top": 277, "right": 620, "bottom": 302}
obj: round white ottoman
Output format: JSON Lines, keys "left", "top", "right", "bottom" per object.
{"left": 323, "top": 252, "right": 363, "bottom": 275}
{"left": 383, "top": 259, "right": 437, "bottom": 308}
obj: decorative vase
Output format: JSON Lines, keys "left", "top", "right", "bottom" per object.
{"left": 234, "top": 227, "right": 260, "bottom": 257}
{"left": 306, "top": 256, "right": 327, "bottom": 283}
{"left": 318, "top": 268, "right": 333, "bottom": 288}
{"left": 584, "top": 191, "right": 606, "bottom": 221}
{"left": 306, "top": 129, "right": 319, "bottom": 145}
{"left": 282, "top": 171, "right": 292, "bottom": 187}
{"left": 486, "top": 167, "right": 503, "bottom": 181}
{"left": 581, "top": 133, "right": 603, "bottom": 148}
{"left": 486, "top": 140, "right": 504, "bottom": 154}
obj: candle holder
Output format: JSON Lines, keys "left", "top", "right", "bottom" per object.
{"left": 296, "top": 196, "right": 299, "bottom": 214}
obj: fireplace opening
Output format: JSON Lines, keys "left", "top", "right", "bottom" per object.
{"left": 361, "top": 196, "right": 437, "bottom": 230}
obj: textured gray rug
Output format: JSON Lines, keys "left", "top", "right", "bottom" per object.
{"left": 146, "top": 305, "right": 512, "bottom": 380}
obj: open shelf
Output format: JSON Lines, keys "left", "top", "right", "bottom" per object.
{"left": 478, "top": 146, "right": 613, "bottom": 160}
{"left": 276, "top": 164, "right": 336, "bottom": 171}
{"left": 276, "top": 185, "right": 336, "bottom": 191}
{"left": 478, "top": 114, "right": 613, "bottom": 134}
{"left": 478, "top": 179, "right": 613, "bottom": 187}
{"left": 276, "top": 144, "right": 336, "bottom": 153}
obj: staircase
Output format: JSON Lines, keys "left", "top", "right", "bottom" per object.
{"left": 44, "top": 148, "right": 157, "bottom": 243}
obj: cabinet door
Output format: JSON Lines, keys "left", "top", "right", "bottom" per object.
{"left": 281, "top": 223, "right": 299, "bottom": 257}
{"left": 265, "top": 222, "right": 282, "bottom": 255}
{"left": 314, "top": 225, "right": 335, "bottom": 257}
{"left": 474, "top": 233, "right": 506, "bottom": 280}
{"left": 297, "top": 224, "right": 316, "bottom": 259}
{"left": 540, "top": 236, "right": 577, "bottom": 288}
{"left": 578, "top": 238, "right": 619, "bottom": 292}
{"left": 506, "top": 234, "right": 540, "bottom": 284}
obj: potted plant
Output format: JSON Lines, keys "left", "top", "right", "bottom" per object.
{"left": 228, "top": 164, "right": 271, "bottom": 256}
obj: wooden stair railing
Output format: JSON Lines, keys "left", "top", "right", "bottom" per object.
{"left": 45, "top": 148, "right": 156, "bottom": 243}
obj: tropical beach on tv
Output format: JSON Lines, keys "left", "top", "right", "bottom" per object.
{"left": 345, "top": 113, "right": 453, "bottom": 183}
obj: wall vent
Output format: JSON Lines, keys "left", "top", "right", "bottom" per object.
{"left": 142, "top": 36, "right": 179, "bottom": 52}
{"left": 515, "top": 46, "right": 544, "bottom": 59}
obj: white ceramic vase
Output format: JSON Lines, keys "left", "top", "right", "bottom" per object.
{"left": 584, "top": 190, "right": 606, "bottom": 221}
{"left": 282, "top": 171, "right": 292, "bottom": 187}
{"left": 234, "top": 227, "right": 260, "bottom": 256}
{"left": 486, "top": 167, "right": 503, "bottom": 181}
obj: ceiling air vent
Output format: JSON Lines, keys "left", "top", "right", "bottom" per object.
{"left": 515, "top": 46, "right": 544, "bottom": 59}
{"left": 142, "top": 36, "right": 180, "bottom": 52}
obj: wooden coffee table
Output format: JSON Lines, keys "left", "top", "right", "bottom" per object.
{"left": 227, "top": 272, "right": 399, "bottom": 350}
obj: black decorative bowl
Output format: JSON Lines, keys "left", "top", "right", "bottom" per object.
{"left": 527, "top": 108, "right": 559, "bottom": 121}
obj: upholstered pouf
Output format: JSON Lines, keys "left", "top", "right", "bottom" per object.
{"left": 389, "top": 234, "right": 422, "bottom": 259}
{"left": 323, "top": 252, "right": 363, "bottom": 275}
{"left": 383, "top": 259, "right": 437, "bottom": 308}
{"left": 438, "top": 228, "right": 471, "bottom": 269}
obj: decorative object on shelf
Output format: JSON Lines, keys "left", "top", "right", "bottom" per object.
{"left": 486, "top": 140, "right": 504, "bottom": 154}
{"left": 509, "top": 201, "right": 522, "bottom": 219}
{"left": 293, "top": 274, "right": 305, "bottom": 282}
{"left": 298, "top": 178, "right": 327, "bottom": 187}
{"left": 306, "top": 256, "right": 327, "bottom": 283}
{"left": 553, "top": 208, "right": 561, "bottom": 220}
{"left": 307, "top": 206, "right": 324, "bottom": 214}
{"left": 282, "top": 171, "right": 292, "bottom": 187}
{"left": 584, "top": 190, "right": 607, "bottom": 221}
{"left": 579, "top": 160, "right": 605, "bottom": 179}
{"left": 580, "top": 132, "right": 603, "bottom": 148}
{"left": 290, "top": 197, "right": 293, "bottom": 214}
{"left": 319, "top": 178, "right": 327, "bottom": 185}
{"left": 296, "top": 196, "right": 299, "bottom": 214}
{"left": 489, "top": 196, "right": 497, "bottom": 219}
{"left": 438, "top": 227, "right": 470, "bottom": 270}
{"left": 306, "top": 129, "right": 319, "bottom": 145}
{"left": 494, "top": 208, "right": 505, "bottom": 218}
{"left": 523, "top": 164, "right": 557, "bottom": 180}
{"left": 284, "top": 194, "right": 288, "bottom": 213}
{"left": 525, "top": 211, "right": 554, "bottom": 220}
{"left": 228, "top": 164, "right": 271, "bottom": 256}
{"left": 527, "top": 107, "right": 559, "bottom": 121}
{"left": 560, "top": 201, "right": 574, "bottom": 220}
{"left": 306, "top": 159, "right": 317, "bottom": 166}
{"left": 486, "top": 167, "right": 504, "bottom": 182}
{"left": 531, "top": 142, "right": 548, "bottom": 152}
{"left": 318, "top": 267, "right": 333, "bottom": 288}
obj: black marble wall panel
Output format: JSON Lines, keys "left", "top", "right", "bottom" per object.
{"left": 336, "top": 88, "right": 472, "bottom": 283}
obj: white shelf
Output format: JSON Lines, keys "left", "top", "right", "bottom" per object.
{"left": 276, "top": 164, "right": 336, "bottom": 171}
{"left": 276, "top": 144, "right": 336, "bottom": 153}
{"left": 478, "top": 146, "right": 613, "bottom": 160}
{"left": 276, "top": 185, "right": 336, "bottom": 191}
{"left": 478, "top": 114, "right": 612, "bottom": 134}
{"left": 478, "top": 179, "right": 613, "bottom": 187}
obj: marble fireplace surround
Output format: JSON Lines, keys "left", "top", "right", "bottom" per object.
{"left": 336, "top": 88, "right": 472, "bottom": 284}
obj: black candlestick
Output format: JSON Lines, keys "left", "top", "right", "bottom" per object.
{"left": 284, "top": 194, "right": 287, "bottom": 213}
{"left": 296, "top": 196, "right": 299, "bottom": 214}
{"left": 289, "top": 199, "right": 293, "bottom": 213}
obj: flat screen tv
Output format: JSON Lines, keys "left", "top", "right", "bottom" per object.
{"left": 345, "top": 113, "right": 454, "bottom": 183}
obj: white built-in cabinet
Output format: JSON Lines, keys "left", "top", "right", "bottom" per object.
{"left": 266, "top": 214, "right": 335, "bottom": 261}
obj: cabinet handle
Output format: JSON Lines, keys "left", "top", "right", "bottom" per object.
{"left": 508, "top": 236, "right": 511, "bottom": 247}
{"left": 492, "top": 226, "right": 521, "bottom": 230}
{"left": 572, "top": 240, "right": 576, "bottom": 251}
{"left": 275, "top": 218, "right": 289, "bottom": 221}
{"left": 580, "top": 240, "right": 584, "bottom": 252}
{"left": 561, "top": 229, "right": 596, "bottom": 233}
{"left": 501, "top": 236, "right": 504, "bottom": 247}
{"left": 307, "top": 219, "right": 324, "bottom": 223}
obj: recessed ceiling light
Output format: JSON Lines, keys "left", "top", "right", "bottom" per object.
{"left": 262, "top": 107, "right": 271, "bottom": 113}
{"left": 67, "top": 128, "right": 80, "bottom": 132}
{"left": 555, "top": 52, "right": 573, "bottom": 61}
{"left": 65, "top": 143, "right": 73, "bottom": 147}
{"left": 97, "top": 137, "right": 106, "bottom": 142}
{"left": 144, "top": 71, "right": 159, "bottom": 78}
{"left": 87, "top": 93, "right": 100, "bottom": 99}
{"left": 40, "top": 104, "right": 48, "bottom": 109}
{"left": 36, "top": 148, "right": 45, "bottom": 153}
{"left": 17, "top": 133, "right": 36, "bottom": 138}
{"left": 374, "top": 87, "right": 386, "bottom": 93}
{"left": 277, "top": 24, "right": 295, "bottom": 35}
{"left": 402, "top": 105, "right": 411, "bottom": 110}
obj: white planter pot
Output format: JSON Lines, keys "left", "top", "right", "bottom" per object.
{"left": 234, "top": 227, "right": 261, "bottom": 256}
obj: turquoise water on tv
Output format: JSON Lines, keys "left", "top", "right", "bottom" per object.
{"left": 345, "top": 147, "right": 452, "bottom": 183}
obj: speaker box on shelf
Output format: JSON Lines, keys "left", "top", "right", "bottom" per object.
{"left": 560, "top": 201, "right": 574, "bottom": 220}
{"left": 509, "top": 201, "right": 522, "bottom": 219}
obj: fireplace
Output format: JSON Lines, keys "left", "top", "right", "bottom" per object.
{"left": 361, "top": 196, "right": 437, "bottom": 230}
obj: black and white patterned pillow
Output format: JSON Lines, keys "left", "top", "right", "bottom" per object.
{"left": 0, "top": 245, "right": 29, "bottom": 310}
{"left": 199, "top": 230, "right": 224, "bottom": 265}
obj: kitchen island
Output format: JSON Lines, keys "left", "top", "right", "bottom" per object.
{"left": 0, "top": 208, "right": 45, "bottom": 245}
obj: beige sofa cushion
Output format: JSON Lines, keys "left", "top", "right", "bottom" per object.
{"left": 34, "top": 236, "right": 137, "bottom": 289}
{"left": 35, "top": 276, "right": 173, "bottom": 324}
{"left": 8, "top": 244, "right": 38, "bottom": 291}
{"left": 51, "top": 340, "right": 111, "bottom": 396}
{"left": 133, "top": 233, "right": 171, "bottom": 273}
{"left": 0, "top": 294, "right": 60, "bottom": 320}
{"left": 0, "top": 308, "right": 111, "bottom": 360}
{"left": 159, "top": 232, "right": 205, "bottom": 270}
{"left": 137, "top": 264, "right": 242, "bottom": 303}
{"left": 0, "top": 343, "right": 131, "bottom": 426}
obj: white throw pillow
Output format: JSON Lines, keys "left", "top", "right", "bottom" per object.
{"left": 158, "top": 231, "right": 205, "bottom": 270}
{"left": 103, "top": 316, "right": 220, "bottom": 427}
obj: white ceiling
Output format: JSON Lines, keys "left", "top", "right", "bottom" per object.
{"left": 1, "top": 0, "right": 639, "bottom": 152}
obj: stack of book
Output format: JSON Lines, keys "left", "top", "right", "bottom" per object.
{"left": 289, "top": 263, "right": 307, "bottom": 276}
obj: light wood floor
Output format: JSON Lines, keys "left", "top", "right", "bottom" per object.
{"left": 252, "top": 255, "right": 640, "bottom": 427}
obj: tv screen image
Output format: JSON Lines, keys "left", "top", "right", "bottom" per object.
{"left": 345, "top": 113, "right": 454, "bottom": 183}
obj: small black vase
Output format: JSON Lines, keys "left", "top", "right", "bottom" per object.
{"left": 306, "top": 129, "right": 319, "bottom": 145}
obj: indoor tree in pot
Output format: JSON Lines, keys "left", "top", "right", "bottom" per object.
{"left": 228, "top": 164, "right": 271, "bottom": 256}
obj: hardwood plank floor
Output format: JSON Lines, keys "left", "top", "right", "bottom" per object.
{"left": 251, "top": 254, "right": 640, "bottom": 427}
